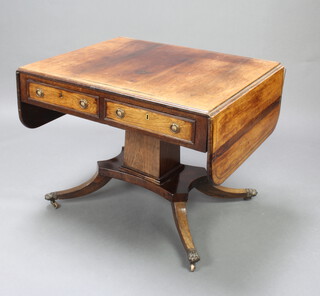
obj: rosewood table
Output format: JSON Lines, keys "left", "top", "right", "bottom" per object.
{"left": 16, "top": 37, "right": 285, "bottom": 271}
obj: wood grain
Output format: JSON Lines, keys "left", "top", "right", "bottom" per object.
{"left": 211, "top": 103, "right": 281, "bottom": 184}
{"left": 194, "top": 177, "right": 257, "bottom": 199}
{"left": 211, "top": 67, "right": 284, "bottom": 150}
{"left": 17, "top": 38, "right": 286, "bottom": 271}
{"left": 49, "top": 171, "right": 111, "bottom": 200}
{"left": 172, "top": 202, "right": 196, "bottom": 251}
{"left": 17, "top": 38, "right": 285, "bottom": 185}
{"left": 123, "top": 130, "right": 180, "bottom": 180}
{"left": 18, "top": 72, "right": 208, "bottom": 152}
{"left": 208, "top": 66, "right": 284, "bottom": 184}
{"left": 29, "top": 82, "right": 98, "bottom": 115}
{"left": 106, "top": 101, "right": 194, "bottom": 142}
{"left": 19, "top": 37, "right": 279, "bottom": 114}
{"left": 97, "top": 148, "right": 208, "bottom": 202}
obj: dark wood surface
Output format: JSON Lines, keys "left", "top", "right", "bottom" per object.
{"left": 17, "top": 38, "right": 285, "bottom": 271}
{"left": 18, "top": 37, "right": 279, "bottom": 114}
{"left": 17, "top": 72, "right": 64, "bottom": 128}
{"left": 17, "top": 37, "right": 284, "bottom": 181}
{"left": 43, "top": 141, "right": 258, "bottom": 271}
{"left": 208, "top": 66, "right": 285, "bottom": 184}
{"left": 172, "top": 201, "right": 200, "bottom": 271}
{"left": 194, "top": 177, "right": 257, "bottom": 200}
{"left": 42, "top": 143, "right": 205, "bottom": 270}
{"left": 123, "top": 130, "right": 181, "bottom": 180}
{"left": 98, "top": 149, "right": 207, "bottom": 202}
{"left": 19, "top": 37, "right": 284, "bottom": 166}
{"left": 106, "top": 100, "right": 195, "bottom": 143}
{"left": 17, "top": 71, "right": 208, "bottom": 152}
{"left": 46, "top": 172, "right": 111, "bottom": 200}
{"left": 28, "top": 81, "right": 99, "bottom": 116}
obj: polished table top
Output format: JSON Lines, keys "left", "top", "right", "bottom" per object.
{"left": 19, "top": 36, "right": 280, "bottom": 115}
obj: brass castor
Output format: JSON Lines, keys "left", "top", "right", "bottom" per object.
{"left": 45, "top": 192, "right": 61, "bottom": 209}
{"left": 244, "top": 188, "right": 258, "bottom": 200}
{"left": 50, "top": 200, "right": 60, "bottom": 209}
{"left": 188, "top": 249, "right": 200, "bottom": 272}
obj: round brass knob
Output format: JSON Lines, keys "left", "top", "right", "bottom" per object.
{"left": 79, "top": 99, "right": 88, "bottom": 109}
{"left": 116, "top": 108, "right": 125, "bottom": 118}
{"left": 170, "top": 123, "right": 180, "bottom": 133}
{"left": 36, "top": 88, "right": 44, "bottom": 98}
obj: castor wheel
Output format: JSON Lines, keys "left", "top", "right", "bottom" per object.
{"left": 244, "top": 188, "right": 258, "bottom": 200}
{"left": 45, "top": 192, "right": 61, "bottom": 209}
{"left": 51, "top": 200, "right": 61, "bottom": 209}
{"left": 187, "top": 249, "right": 200, "bottom": 272}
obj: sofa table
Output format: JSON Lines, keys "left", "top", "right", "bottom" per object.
{"left": 16, "top": 37, "right": 285, "bottom": 271}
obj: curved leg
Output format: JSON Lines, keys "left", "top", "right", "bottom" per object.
{"left": 45, "top": 171, "right": 111, "bottom": 209}
{"left": 172, "top": 201, "right": 200, "bottom": 272}
{"left": 195, "top": 178, "right": 257, "bottom": 200}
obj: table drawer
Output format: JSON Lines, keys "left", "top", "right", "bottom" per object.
{"left": 105, "top": 101, "right": 195, "bottom": 142}
{"left": 28, "top": 82, "right": 98, "bottom": 115}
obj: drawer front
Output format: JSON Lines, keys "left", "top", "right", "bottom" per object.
{"left": 28, "top": 82, "right": 98, "bottom": 115}
{"left": 106, "top": 101, "right": 194, "bottom": 142}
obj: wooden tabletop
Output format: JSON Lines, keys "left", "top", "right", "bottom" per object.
{"left": 19, "top": 37, "right": 280, "bottom": 115}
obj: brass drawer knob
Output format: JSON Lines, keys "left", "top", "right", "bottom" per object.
{"left": 116, "top": 108, "right": 125, "bottom": 118}
{"left": 170, "top": 123, "right": 180, "bottom": 133}
{"left": 79, "top": 99, "right": 88, "bottom": 109}
{"left": 36, "top": 88, "right": 44, "bottom": 98}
